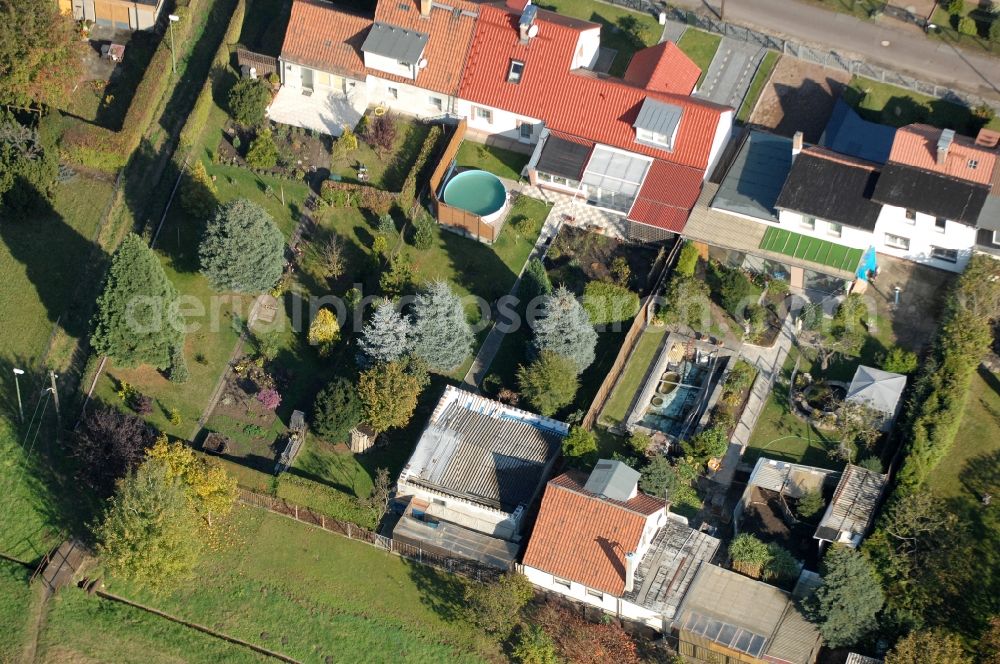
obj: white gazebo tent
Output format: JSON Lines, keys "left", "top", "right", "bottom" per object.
{"left": 845, "top": 365, "right": 907, "bottom": 431}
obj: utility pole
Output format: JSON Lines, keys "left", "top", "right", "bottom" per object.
{"left": 12, "top": 368, "right": 24, "bottom": 423}
{"left": 168, "top": 14, "right": 180, "bottom": 74}
{"left": 48, "top": 371, "right": 60, "bottom": 428}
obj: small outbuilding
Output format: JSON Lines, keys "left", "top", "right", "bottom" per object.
{"left": 814, "top": 463, "right": 888, "bottom": 549}
{"left": 845, "top": 365, "right": 906, "bottom": 431}
{"left": 349, "top": 423, "right": 377, "bottom": 454}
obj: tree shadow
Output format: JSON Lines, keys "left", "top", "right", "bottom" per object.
{"left": 0, "top": 177, "right": 108, "bottom": 341}
{"left": 404, "top": 558, "right": 471, "bottom": 624}
{"left": 771, "top": 78, "right": 846, "bottom": 143}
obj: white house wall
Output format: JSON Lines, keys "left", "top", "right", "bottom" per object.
{"left": 523, "top": 565, "right": 664, "bottom": 630}
{"left": 704, "top": 110, "right": 733, "bottom": 180}
{"left": 366, "top": 75, "right": 453, "bottom": 118}
{"left": 363, "top": 51, "right": 416, "bottom": 80}
{"left": 397, "top": 480, "right": 521, "bottom": 540}
{"left": 777, "top": 210, "right": 874, "bottom": 250}
{"left": 572, "top": 28, "right": 601, "bottom": 70}
{"left": 872, "top": 204, "right": 975, "bottom": 272}
{"left": 454, "top": 98, "right": 544, "bottom": 143}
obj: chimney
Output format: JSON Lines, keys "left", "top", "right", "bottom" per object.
{"left": 625, "top": 552, "right": 636, "bottom": 593}
{"left": 519, "top": 4, "right": 538, "bottom": 43}
{"left": 937, "top": 128, "right": 955, "bottom": 166}
{"left": 418, "top": 0, "right": 431, "bottom": 17}
{"left": 792, "top": 131, "right": 803, "bottom": 159}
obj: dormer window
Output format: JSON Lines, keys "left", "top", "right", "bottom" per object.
{"left": 508, "top": 60, "right": 525, "bottom": 84}
{"left": 633, "top": 98, "right": 682, "bottom": 152}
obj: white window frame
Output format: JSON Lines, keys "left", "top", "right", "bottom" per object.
{"left": 884, "top": 233, "right": 910, "bottom": 250}
{"left": 387, "top": 86, "right": 399, "bottom": 100}
{"left": 828, "top": 222, "right": 843, "bottom": 238}
{"left": 585, "top": 588, "right": 604, "bottom": 602}
{"left": 552, "top": 576, "right": 571, "bottom": 589}
{"left": 993, "top": 230, "right": 1000, "bottom": 246}
{"left": 930, "top": 246, "right": 958, "bottom": 263}
{"left": 475, "top": 106, "right": 493, "bottom": 124}
{"left": 507, "top": 59, "right": 525, "bottom": 83}
{"left": 429, "top": 96, "right": 443, "bottom": 111}
{"left": 904, "top": 208, "right": 917, "bottom": 224}
{"left": 518, "top": 122, "right": 532, "bottom": 140}
{"left": 800, "top": 215, "right": 816, "bottom": 230}
{"left": 636, "top": 126, "right": 673, "bottom": 150}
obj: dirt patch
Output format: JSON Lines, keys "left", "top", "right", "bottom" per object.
{"left": 545, "top": 225, "right": 658, "bottom": 295}
{"left": 865, "top": 254, "right": 955, "bottom": 353}
{"left": 749, "top": 58, "right": 851, "bottom": 143}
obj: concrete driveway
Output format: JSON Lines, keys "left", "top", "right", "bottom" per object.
{"left": 695, "top": 38, "right": 766, "bottom": 109}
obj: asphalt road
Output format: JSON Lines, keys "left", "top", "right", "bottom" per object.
{"left": 674, "top": 0, "right": 1000, "bottom": 101}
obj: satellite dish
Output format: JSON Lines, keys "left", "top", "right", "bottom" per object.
{"left": 527, "top": 23, "right": 539, "bottom": 38}
{"left": 418, "top": 58, "right": 429, "bottom": 69}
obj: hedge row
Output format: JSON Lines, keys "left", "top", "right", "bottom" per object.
{"left": 893, "top": 254, "right": 999, "bottom": 491}
{"left": 398, "top": 125, "right": 443, "bottom": 207}
{"left": 61, "top": 0, "right": 211, "bottom": 171}
{"left": 178, "top": 0, "right": 246, "bottom": 151}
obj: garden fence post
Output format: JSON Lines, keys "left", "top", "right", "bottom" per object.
{"left": 294, "top": 505, "right": 298, "bottom": 520}
{"left": 321, "top": 515, "right": 325, "bottom": 529}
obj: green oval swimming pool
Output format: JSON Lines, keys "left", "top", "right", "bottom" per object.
{"left": 442, "top": 170, "right": 507, "bottom": 220}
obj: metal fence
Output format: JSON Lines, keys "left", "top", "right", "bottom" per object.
{"left": 237, "top": 488, "right": 506, "bottom": 583}
{"left": 664, "top": 7, "right": 1000, "bottom": 113}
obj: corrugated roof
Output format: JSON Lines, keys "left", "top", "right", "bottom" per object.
{"left": 622, "top": 519, "right": 720, "bottom": 618}
{"left": 459, "top": 4, "right": 728, "bottom": 171}
{"left": 361, "top": 21, "right": 428, "bottom": 64}
{"left": 623, "top": 41, "right": 701, "bottom": 96}
{"left": 677, "top": 565, "right": 821, "bottom": 664}
{"left": 746, "top": 457, "right": 833, "bottom": 499}
{"left": 888, "top": 123, "right": 996, "bottom": 184}
{"left": 280, "top": 0, "right": 370, "bottom": 78}
{"left": 372, "top": 0, "right": 480, "bottom": 96}
{"left": 712, "top": 130, "right": 792, "bottom": 222}
{"left": 845, "top": 653, "right": 883, "bottom": 664}
{"left": 820, "top": 99, "right": 896, "bottom": 165}
{"left": 400, "top": 386, "right": 566, "bottom": 512}
{"left": 758, "top": 227, "right": 865, "bottom": 273}
{"left": 626, "top": 158, "right": 704, "bottom": 233}
{"left": 775, "top": 147, "right": 884, "bottom": 231}
{"left": 815, "top": 464, "right": 887, "bottom": 542}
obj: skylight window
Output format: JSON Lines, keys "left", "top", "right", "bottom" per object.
{"left": 968, "top": 159, "right": 979, "bottom": 169}
{"left": 507, "top": 60, "right": 525, "bottom": 84}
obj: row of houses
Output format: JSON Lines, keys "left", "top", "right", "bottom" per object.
{"left": 273, "top": 0, "right": 1000, "bottom": 287}
{"left": 388, "top": 386, "right": 889, "bottom": 663}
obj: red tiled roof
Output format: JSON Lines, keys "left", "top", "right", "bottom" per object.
{"left": 627, "top": 159, "right": 704, "bottom": 232}
{"left": 280, "top": 0, "right": 370, "bottom": 78}
{"left": 888, "top": 124, "right": 996, "bottom": 185}
{"left": 623, "top": 41, "right": 701, "bottom": 97}
{"left": 373, "top": 0, "right": 479, "bottom": 96}
{"left": 523, "top": 472, "right": 665, "bottom": 596}
{"left": 459, "top": 5, "right": 728, "bottom": 171}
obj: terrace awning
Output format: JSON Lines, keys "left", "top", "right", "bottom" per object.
{"left": 758, "top": 228, "right": 863, "bottom": 273}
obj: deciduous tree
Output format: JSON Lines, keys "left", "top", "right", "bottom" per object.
{"left": 199, "top": 199, "right": 284, "bottom": 293}
{"left": 92, "top": 234, "right": 184, "bottom": 369}
{"left": 562, "top": 426, "right": 596, "bottom": 461}
{"left": 357, "top": 298, "right": 413, "bottom": 368}
{"left": 411, "top": 280, "right": 473, "bottom": 372}
{"left": 146, "top": 436, "right": 237, "bottom": 527}
{"left": 532, "top": 286, "right": 597, "bottom": 373}
{"left": 0, "top": 1, "right": 81, "bottom": 108}
{"left": 806, "top": 545, "right": 885, "bottom": 648}
{"left": 307, "top": 307, "right": 341, "bottom": 356}
{"left": 885, "top": 629, "right": 972, "bottom": 664}
{"left": 96, "top": 459, "right": 202, "bottom": 591}
{"left": 516, "top": 351, "right": 578, "bottom": 416}
{"left": 464, "top": 572, "right": 534, "bottom": 639}
{"left": 74, "top": 406, "right": 159, "bottom": 495}
{"left": 358, "top": 358, "right": 428, "bottom": 433}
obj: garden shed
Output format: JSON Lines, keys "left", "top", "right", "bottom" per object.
{"left": 349, "top": 423, "right": 377, "bottom": 454}
{"left": 845, "top": 365, "right": 906, "bottom": 431}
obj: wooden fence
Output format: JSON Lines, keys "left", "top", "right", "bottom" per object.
{"left": 237, "top": 488, "right": 506, "bottom": 583}
{"left": 235, "top": 47, "right": 278, "bottom": 77}
{"left": 581, "top": 239, "right": 682, "bottom": 430}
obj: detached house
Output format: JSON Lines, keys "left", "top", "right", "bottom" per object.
{"left": 392, "top": 386, "right": 566, "bottom": 569}
{"left": 522, "top": 460, "right": 720, "bottom": 630}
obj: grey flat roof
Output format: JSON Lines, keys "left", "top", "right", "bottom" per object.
{"left": 401, "top": 387, "right": 566, "bottom": 512}
{"left": 536, "top": 133, "right": 592, "bottom": 180}
{"left": 634, "top": 98, "right": 682, "bottom": 142}
{"left": 392, "top": 514, "right": 519, "bottom": 569}
{"left": 979, "top": 196, "right": 1000, "bottom": 231}
{"left": 361, "top": 21, "right": 428, "bottom": 64}
{"left": 712, "top": 131, "right": 792, "bottom": 222}
{"left": 622, "top": 518, "right": 720, "bottom": 618}
{"left": 584, "top": 459, "right": 641, "bottom": 502}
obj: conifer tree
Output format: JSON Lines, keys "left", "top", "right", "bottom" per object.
{"left": 199, "top": 199, "right": 284, "bottom": 293}
{"left": 92, "top": 234, "right": 184, "bottom": 369}
{"left": 532, "top": 286, "right": 597, "bottom": 373}
{"left": 357, "top": 298, "right": 413, "bottom": 368}
{"left": 411, "top": 281, "right": 473, "bottom": 372}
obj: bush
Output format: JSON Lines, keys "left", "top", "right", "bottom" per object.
{"left": 582, "top": 280, "right": 640, "bottom": 326}
{"left": 398, "top": 125, "right": 442, "bottom": 207}
{"left": 958, "top": 15, "right": 978, "bottom": 35}
{"left": 307, "top": 308, "right": 341, "bottom": 356}
{"left": 676, "top": 241, "right": 699, "bottom": 277}
{"left": 517, "top": 351, "right": 579, "bottom": 416}
{"left": 178, "top": 160, "right": 218, "bottom": 219}
{"left": 943, "top": 0, "right": 964, "bottom": 12}
{"left": 168, "top": 345, "right": 189, "bottom": 384}
{"left": 245, "top": 128, "right": 278, "bottom": 169}
{"left": 711, "top": 263, "right": 757, "bottom": 318}
{"left": 332, "top": 125, "right": 358, "bottom": 161}
{"left": 464, "top": 573, "right": 534, "bottom": 639}
{"left": 227, "top": 77, "right": 271, "bottom": 126}
{"left": 745, "top": 302, "right": 767, "bottom": 337}
{"left": 412, "top": 212, "right": 436, "bottom": 250}
{"left": 512, "top": 625, "right": 558, "bottom": 664}
{"left": 562, "top": 426, "right": 597, "bottom": 461}
{"left": 880, "top": 346, "right": 918, "bottom": 375}
{"left": 797, "top": 489, "right": 825, "bottom": 519}
{"left": 627, "top": 432, "right": 650, "bottom": 454}
{"left": 313, "top": 377, "right": 362, "bottom": 442}
{"left": 610, "top": 256, "right": 631, "bottom": 286}
{"left": 363, "top": 111, "right": 397, "bottom": 155}
{"left": 377, "top": 213, "right": 395, "bottom": 235}
{"left": 857, "top": 456, "right": 883, "bottom": 473}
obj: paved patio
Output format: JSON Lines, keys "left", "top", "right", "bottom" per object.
{"left": 267, "top": 86, "right": 367, "bottom": 136}
{"left": 519, "top": 185, "right": 628, "bottom": 239}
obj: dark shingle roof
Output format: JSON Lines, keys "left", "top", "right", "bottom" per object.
{"left": 872, "top": 162, "right": 990, "bottom": 226}
{"left": 820, "top": 99, "right": 896, "bottom": 164}
{"left": 775, "top": 148, "right": 883, "bottom": 231}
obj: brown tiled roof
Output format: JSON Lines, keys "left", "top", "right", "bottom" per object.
{"left": 523, "top": 472, "right": 664, "bottom": 596}
{"left": 280, "top": 0, "right": 370, "bottom": 78}
{"left": 372, "top": 0, "right": 480, "bottom": 96}
{"left": 888, "top": 123, "right": 996, "bottom": 185}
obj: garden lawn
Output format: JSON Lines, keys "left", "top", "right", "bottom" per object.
{"left": 599, "top": 325, "right": 666, "bottom": 426}
{"left": 36, "top": 588, "right": 268, "bottom": 663}
{"left": 330, "top": 118, "right": 432, "bottom": 191}
{"left": 737, "top": 51, "right": 780, "bottom": 123}
{"left": 0, "top": 561, "right": 35, "bottom": 662}
{"left": 844, "top": 76, "right": 1000, "bottom": 135}
{"left": 0, "top": 176, "right": 114, "bottom": 367}
{"left": 105, "top": 507, "right": 500, "bottom": 663}
{"left": 537, "top": 0, "right": 660, "bottom": 77}
{"left": 456, "top": 142, "right": 530, "bottom": 180}
{"left": 676, "top": 29, "right": 723, "bottom": 86}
